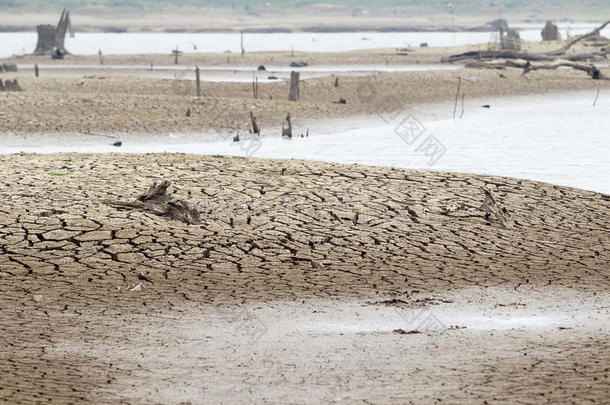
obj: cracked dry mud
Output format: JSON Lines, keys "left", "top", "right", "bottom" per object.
{"left": 0, "top": 153, "right": 609, "bottom": 404}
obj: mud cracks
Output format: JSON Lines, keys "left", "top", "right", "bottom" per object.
{"left": 0, "top": 153, "right": 608, "bottom": 403}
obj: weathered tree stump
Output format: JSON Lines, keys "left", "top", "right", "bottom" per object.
{"left": 501, "top": 29, "right": 521, "bottom": 51}
{"left": 541, "top": 21, "right": 562, "bottom": 41}
{"left": 34, "top": 9, "right": 70, "bottom": 56}
{"left": 0, "top": 79, "right": 23, "bottom": 92}
{"left": 288, "top": 71, "right": 300, "bottom": 102}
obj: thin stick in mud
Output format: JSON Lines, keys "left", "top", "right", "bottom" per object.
{"left": 453, "top": 77, "right": 461, "bottom": 119}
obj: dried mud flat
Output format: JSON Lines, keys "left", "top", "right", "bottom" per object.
{"left": 0, "top": 153, "right": 609, "bottom": 404}
{"left": 2, "top": 45, "right": 610, "bottom": 136}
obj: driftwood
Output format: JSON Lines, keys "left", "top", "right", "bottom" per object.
{"left": 443, "top": 20, "right": 610, "bottom": 64}
{"left": 34, "top": 8, "right": 70, "bottom": 56}
{"left": 105, "top": 180, "right": 201, "bottom": 225}
{"left": 466, "top": 59, "right": 608, "bottom": 80}
{"left": 442, "top": 50, "right": 554, "bottom": 63}
{"left": 549, "top": 20, "right": 610, "bottom": 56}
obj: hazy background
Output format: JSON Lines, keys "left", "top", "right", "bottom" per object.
{"left": 0, "top": 1, "right": 608, "bottom": 33}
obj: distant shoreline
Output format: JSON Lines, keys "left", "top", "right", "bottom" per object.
{"left": 0, "top": 25, "right": 500, "bottom": 34}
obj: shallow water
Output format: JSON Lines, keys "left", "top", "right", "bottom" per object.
{"left": 14, "top": 63, "right": 461, "bottom": 83}
{"left": 2, "top": 24, "right": 609, "bottom": 57}
{"left": 3, "top": 92, "right": 607, "bottom": 193}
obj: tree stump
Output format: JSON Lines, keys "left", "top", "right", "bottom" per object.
{"left": 34, "top": 9, "right": 70, "bottom": 56}
{"left": 0, "top": 79, "right": 23, "bottom": 92}
{"left": 501, "top": 29, "right": 521, "bottom": 51}
{"left": 541, "top": 21, "right": 562, "bottom": 41}
{"left": 288, "top": 71, "right": 300, "bottom": 102}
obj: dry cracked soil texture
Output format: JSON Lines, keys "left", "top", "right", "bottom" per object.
{"left": 0, "top": 153, "right": 608, "bottom": 404}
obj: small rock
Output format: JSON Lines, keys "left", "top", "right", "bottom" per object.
{"left": 128, "top": 283, "right": 143, "bottom": 292}
{"left": 112, "top": 141, "right": 122, "bottom": 147}
{"left": 393, "top": 329, "right": 421, "bottom": 335}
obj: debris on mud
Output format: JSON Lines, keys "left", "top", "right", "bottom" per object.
{"left": 393, "top": 329, "right": 422, "bottom": 335}
{"left": 479, "top": 186, "right": 509, "bottom": 228}
{"left": 105, "top": 180, "right": 201, "bottom": 224}
{"left": 371, "top": 297, "right": 454, "bottom": 308}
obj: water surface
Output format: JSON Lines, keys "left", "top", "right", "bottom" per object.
{"left": 2, "top": 92, "right": 608, "bottom": 193}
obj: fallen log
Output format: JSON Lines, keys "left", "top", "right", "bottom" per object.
{"left": 442, "top": 50, "right": 554, "bottom": 63}
{"left": 443, "top": 20, "right": 610, "bottom": 64}
{"left": 549, "top": 20, "right": 610, "bottom": 56}
{"left": 465, "top": 59, "right": 608, "bottom": 80}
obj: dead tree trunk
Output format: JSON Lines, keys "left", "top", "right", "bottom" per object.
{"left": 288, "top": 71, "right": 300, "bottom": 101}
{"left": 34, "top": 8, "right": 70, "bottom": 55}
{"left": 443, "top": 20, "right": 610, "bottom": 64}
{"left": 466, "top": 59, "right": 608, "bottom": 80}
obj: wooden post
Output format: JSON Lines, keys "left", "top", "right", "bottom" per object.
{"left": 288, "top": 71, "right": 300, "bottom": 101}
{"left": 252, "top": 73, "right": 259, "bottom": 99}
{"left": 453, "top": 77, "right": 461, "bottom": 119}
{"left": 282, "top": 113, "right": 292, "bottom": 137}
{"left": 195, "top": 66, "right": 201, "bottom": 97}
{"left": 34, "top": 64, "right": 39, "bottom": 77}
{"left": 173, "top": 46, "right": 181, "bottom": 64}
{"left": 250, "top": 111, "right": 260, "bottom": 135}
{"left": 98, "top": 49, "right": 103, "bottom": 65}
{"left": 240, "top": 31, "right": 245, "bottom": 57}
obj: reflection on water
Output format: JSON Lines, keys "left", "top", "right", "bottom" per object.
{"left": 2, "top": 92, "right": 608, "bottom": 193}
